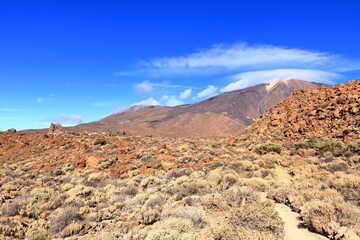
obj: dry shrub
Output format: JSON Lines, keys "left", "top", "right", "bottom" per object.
{"left": 171, "top": 179, "right": 208, "bottom": 200}
{"left": 345, "top": 140, "right": 360, "bottom": 155}
{"left": 128, "top": 217, "right": 199, "bottom": 240}
{"left": 211, "top": 223, "right": 238, "bottom": 240}
{"left": 223, "top": 174, "right": 238, "bottom": 189}
{"left": 227, "top": 201, "right": 284, "bottom": 240}
{"left": 162, "top": 206, "right": 207, "bottom": 228}
{"left": 212, "top": 225, "right": 277, "bottom": 240}
{"left": 47, "top": 205, "right": 81, "bottom": 233}
{"left": 200, "top": 193, "right": 225, "bottom": 210}
{"left": 144, "top": 193, "right": 166, "bottom": 209}
{"left": 138, "top": 208, "right": 162, "bottom": 225}
{"left": 207, "top": 170, "right": 223, "bottom": 189}
{"left": 165, "top": 168, "right": 191, "bottom": 179}
{"left": 301, "top": 200, "right": 336, "bottom": 234}
{"left": 1, "top": 201, "right": 20, "bottom": 216}
{"left": 136, "top": 194, "right": 166, "bottom": 225}
{"left": 0, "top": 217, "right": 27, "bottom": 239}
{"left": 224, "top": 186, "right": 259, "bottom": 207}
{"left": 329, "top": 172, "right": 360, "bottom": 205}
{"left": 99, "top": 232, "right": 123, "bottom": 240}
{"left": 25, "top": 219, "right": 52, "bottom": 240}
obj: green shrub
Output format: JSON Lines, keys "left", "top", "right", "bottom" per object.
{"left": 253, "top": 143, "right": 282, "bottom": 155}
{"left": 94, "top": 138, "right": 107, "bottom": 145}
{"left": 293, "top": 137, "right": 345, "bottom": 157}
{"left": 345, "top": 140, "right": 360, "bottom": 155}
{"left": 150, "top": 159, "right": 163, "bottom": 169}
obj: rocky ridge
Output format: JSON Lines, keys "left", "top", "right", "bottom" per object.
{"left": 242, "top": 79, "right": 360, "bottom": 143}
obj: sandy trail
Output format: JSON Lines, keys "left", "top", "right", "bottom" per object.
{"left": 274, "top": 203, "right": 328, "bottom": 240}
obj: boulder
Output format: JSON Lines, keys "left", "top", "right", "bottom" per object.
{"left": 6, "top": 128, "right": 16, "bottom": 133}
{"left": 49, "top": 123, "right": 64, "bottom": 133}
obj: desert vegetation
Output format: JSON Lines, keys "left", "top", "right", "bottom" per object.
{"left": 0, "top": 131, "right": 359, "bottom": 239}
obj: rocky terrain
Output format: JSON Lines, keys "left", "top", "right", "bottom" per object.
{"left": 242, "top": 79, "right": 360, "bottom": 143}
{"left": 0, "top": 80, "right": 359, "bottom": 240}
{"left": 67, "top": 79, "right": 323, "bottom": 137}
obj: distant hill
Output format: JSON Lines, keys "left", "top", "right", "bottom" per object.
{"left": 68, "top": 79, "right": 323, "bottom": 137}
{"left": 242, "top": 79, "right": 360, "bottom": 142}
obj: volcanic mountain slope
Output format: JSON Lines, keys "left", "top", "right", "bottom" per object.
{"left": 242, "top": 79, "right": 360, "bottom": 143}
{"left": 70, "top": 79, "right": 323, "bottom": 137}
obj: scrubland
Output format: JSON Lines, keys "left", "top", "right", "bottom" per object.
{"left": 0, "top": 132, "right": 359, "bottom": 239}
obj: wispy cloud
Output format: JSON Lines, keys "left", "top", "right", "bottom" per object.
{"left": 132, "top": 43, "right": 351, "bottom": 76}
{"left": 91, "top": 101, "right": 120, "bottom": 107}
{"left": 220, "top": 69, "right": 342, "bottom": 92}
{"left": 134, "top": 80, "right": 154, "bottom": 93}
{"left": 36, "top": 98, "right": 51, "bottom": 103}
{"left": 0, "top": 108, "right": 22, "bottom": 112}
{"left": 197, "top": 85, "right": 218, "bottom": 98}
{"left": 48, "top": 114, "right": 82, "bottom": 124}
{"left": 151, "top": 81, "right": 198, "bottom": 89}
{"left": 0, "top": 117, "right": 30, "bottom": 120}
{"left": 134, "top": 80, "right": 197, "bottom": 93}
{"left": 179, "top": 88, "right": 192, "bottom": 99}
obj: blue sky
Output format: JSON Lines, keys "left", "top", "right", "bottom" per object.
{"left": 1, "top": 0, "right": 360, "bottom": 130}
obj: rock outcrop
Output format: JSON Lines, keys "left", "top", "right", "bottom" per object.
{"left": 49, "top": 123, "right": 64, "bottom": 134}
{"left": 243, "top": 79, "right": 360, "bottom": 142}
{"left": 6, "top": 128, "right": 16, "bottom": 133}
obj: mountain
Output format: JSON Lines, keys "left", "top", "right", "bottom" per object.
{"left": 242, "top": 79, "right": 360, "bottom": 143}
{"left": 70, "top": 79, "right": 323, "bottom": 137}
{"left": 68, "top": 79, "right": 323, "bottom": 137}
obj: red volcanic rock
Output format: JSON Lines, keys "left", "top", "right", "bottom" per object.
{"left": 49, "top": 123, "right": 64, "bottom": 134}
{"left": 243, "top": 79, "right": 360, "bottom": 143}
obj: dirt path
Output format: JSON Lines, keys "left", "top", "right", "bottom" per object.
{"left": 274, "top": 203, "right": 328, "bottom": 240}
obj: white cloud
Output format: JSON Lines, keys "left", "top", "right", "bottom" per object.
{"left": 165, "top": 96, "right": 184, "bottom": 106}
{"left": 161, "top": 95, "right": 170, "bottom": 100}
{"left": 132, "top": 97, "right": 160, "bottom": 106}
{"left": 179, "top": 88, "right": 192, "bottom": 99}
{"left": 139, "top": 43, "right": 344, "bottom": 75}
{"left": 134, "top": 80, "right": 154, "bottom": 93}
{"left": 36, "top": 98, "right": 50, "bottom": 103}
{"left": 109, "top": 98, "right": 160, "bottom": 116}
{"left": 48, "top": 114, "right": 82, "bottom": 124}
{"left": 220, "top": 69, "right": 342, "bottom": 92}
{"left": 110, "top": 106, "right": 130, "bottom": 115}
{"left": 197, "top": 85, "right": 218, "bottom": 98}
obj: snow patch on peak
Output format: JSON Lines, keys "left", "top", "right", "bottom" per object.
{"left": 266, "top": 81, "right": 278, "bottom": 91}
